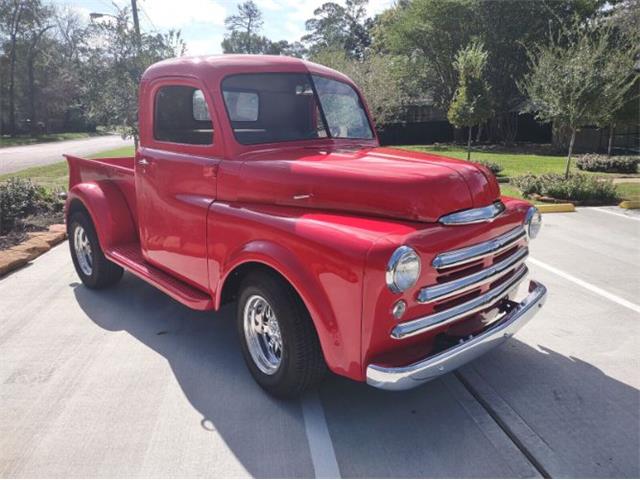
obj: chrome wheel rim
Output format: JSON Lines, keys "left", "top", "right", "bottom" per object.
{"left": 73, "top": 225, "right": 93, "bottom": 276}
{"left": 243, "top": 295, "right": 283, "bottom": 375}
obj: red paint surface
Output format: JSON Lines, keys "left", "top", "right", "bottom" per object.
{"left": 65, "top": 55, "right": 532, "bottom": 381}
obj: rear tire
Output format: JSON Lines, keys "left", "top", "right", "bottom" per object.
{"left": 237, "top": 271, "right": 327, "bottom": 397}
{"left": 68, "top": 211, "right": 123, "bottom": 289}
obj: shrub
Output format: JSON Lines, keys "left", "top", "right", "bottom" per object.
{"left": 0, "top": 178, "right": 48, "bottom": 235}
{"left": 476, "top": 160, "right": 503, "bottom": 175}
{"left": 576, "top": 154, "right": 639, "bottom": 173}
{"left": 512, "top": 173, "right": 620, "bottom": 204}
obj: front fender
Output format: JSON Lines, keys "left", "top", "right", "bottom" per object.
{"left": 66, "top": 181, "right": 137, "bottom": 251}
{"left": 208, "top": 202, "right": 376, "bottom": 380}
{"left": 219, "top": 239, "right": 343, "bottom": 363}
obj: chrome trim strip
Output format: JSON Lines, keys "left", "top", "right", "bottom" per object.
{"left": 432, "top": 226, "right": 526, "bottom": 269}
{"left": 439, "top": 201, "right": 505, "bottom": 225}
{"left": 367, "top": 280, "right": 547, "bottom": 391}
{"left": 418, "top": 247, "right": 529, "bottom": 303}
{"left": 392, "top": 265, "right": 529, "bottom": 339}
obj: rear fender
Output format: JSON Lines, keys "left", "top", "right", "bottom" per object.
{"left": 66, "top": 181, "right": 137, "bottom": 251}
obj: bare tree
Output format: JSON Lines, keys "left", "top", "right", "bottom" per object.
{"left": 224, "top": 1, "right": 263, "bottom": 53}
{"left": 0, "top": 0, "right": 25, "bottom": 134}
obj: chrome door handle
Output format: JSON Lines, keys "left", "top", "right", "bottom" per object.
{"left": 138, "top": 158, "right": 150, "bottom": 166}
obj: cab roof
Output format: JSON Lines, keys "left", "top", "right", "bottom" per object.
{"left": 142, "top": 54, "right": 353, "bottom": 88}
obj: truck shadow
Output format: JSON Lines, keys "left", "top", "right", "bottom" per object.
{"left": 73, "top": 273, "right": 315, "bottom": 478}
{"left": 73, "top": 273, "right": 639, "bottom": 478}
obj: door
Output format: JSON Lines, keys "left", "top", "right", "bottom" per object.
{"left": 136, "top": 79, "right": 221, "bottom": 291}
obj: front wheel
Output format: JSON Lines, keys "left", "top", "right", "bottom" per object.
{"left": 237, "top": 271, "right": 326, "bottom": 397}
{"left": 68, "top": 211, "right": 123, "bottom": 289}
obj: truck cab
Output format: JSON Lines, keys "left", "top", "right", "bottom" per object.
{"left": 65, "top": 55, "right": 547, "bottom": 396}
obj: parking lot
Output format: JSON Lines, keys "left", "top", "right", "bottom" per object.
{"left": 1, "top": 207, "right": 638, "bottom": 478}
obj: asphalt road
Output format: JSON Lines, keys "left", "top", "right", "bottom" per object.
{"left": 1, "top": 207, "right": 638, "bottom": 478}
{"left": 0, "top": 136, "right": 132, "bottom": 175}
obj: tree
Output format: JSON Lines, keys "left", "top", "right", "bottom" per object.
{"left": 380, "top": 0, "right": 476, "bottom": 113}
{"left": 23, "top": 3, "right": 54, "bottom": 135}
{"left": 223, "top": 1, "right": 263, "bottom": 54}
{"left": 375, "top": 0, "right": 607, "bottom": 142}
{"left": 221, "top": 31, "right": 306, "bottom": 57}
{"left": 303, "top": 0, "right": 372, "bottom": 59}
{"left": 592, "top": 47, "right": 639, "bottom": 156}
{"left": 520, "top": 21, "right": 636, "bottom": 178}
{"left": 312, "top": 49, "right": 412, "bottom": 126}
{"left": 447, "top": 41, "right": 492, "bottom": 160}
{"left": 0, "top": 0, "right": 79, "bottom": 135}
{"left": 81, "top": 6, "right": 185, "bottom": 144}
{"left": 595, "top": 0, "right": 640, "bottom": 155}
{"left": 0, "top": 0, "right": 43, "bottom": 134}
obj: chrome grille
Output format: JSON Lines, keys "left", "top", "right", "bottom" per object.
{"left": 418, "top": 247, "right": 528, "bottom": 303}
{"left": 432, "top": 227, "right": 526, "bottom": 269}
{"left": 392, "top": 227, "right": 529, "bottom": 340}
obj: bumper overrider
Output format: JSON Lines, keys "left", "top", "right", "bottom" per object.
{"left": 366, "top": 279, "right": 547, "bottom": 391}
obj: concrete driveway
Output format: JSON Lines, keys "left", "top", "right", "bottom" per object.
{"left": 0, "top": 136, "right": 132, "bottom": 175}
{"left": 0, "top": 207, "right": 638, "bottom": 478}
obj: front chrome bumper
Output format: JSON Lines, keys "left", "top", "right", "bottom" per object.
{"left": 366, "top": 280, "right": 547, "bottom": 391}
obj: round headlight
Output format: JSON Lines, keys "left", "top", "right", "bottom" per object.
{"left": 525, "top": 206, "right": 542, "bottom": 239}
{"left": 386, "top": 246, "right": 421, "bottom": 293}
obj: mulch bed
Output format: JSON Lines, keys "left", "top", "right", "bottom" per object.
{"left": 0, "top": 223, "right": 67, "bottom": 277}
{"left": 0, "top": 231, "right": 28, "bottom": 251}
{"left": 0, "top": 210, "right": 64, "bottom": 251}
{"left": 0, "top": 210, "right": 67, "bottom": 277}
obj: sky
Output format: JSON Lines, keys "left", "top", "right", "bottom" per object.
{"left": 53, "top": 0, "right": 394, "bottom": 55}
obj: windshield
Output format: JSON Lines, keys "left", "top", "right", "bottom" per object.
{"left": 221, "top": 73, "right": 373, "bottom": 145}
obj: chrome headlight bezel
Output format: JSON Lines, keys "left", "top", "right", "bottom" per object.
{"left": 525, "top": 206, "right": 542, "bottom": 239}
{"left": 386, "top": 246, "right": 421, "bottom": 293}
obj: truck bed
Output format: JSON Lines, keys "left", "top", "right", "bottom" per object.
{"left": 65, "top": 154, "right": 137, "bottom": 224}
{"left": 64, "top": 154, "right": 214, "bottom": 310}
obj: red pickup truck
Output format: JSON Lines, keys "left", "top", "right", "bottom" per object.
{"left": 65, "top": 55, "right": 546, "bottom": 396}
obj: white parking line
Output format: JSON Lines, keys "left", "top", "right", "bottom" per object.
{"left": 589, "top": 207, "right": 640, "bottom": 221}
{"left": 529, "top": 257, "right": 640, "bottom": 314}
{"left": 301, "top": 391, "right": 341, "bottom": 479}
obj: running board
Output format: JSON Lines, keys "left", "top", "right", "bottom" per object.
{"left": 107, "top": 243, "right": 214, "bottom": 311}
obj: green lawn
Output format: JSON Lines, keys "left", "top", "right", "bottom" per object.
{"left": 0, "top": 162, "right": 68, "bottom": 191}
{"left": 401, "top": 144, "right": 640, "bottom": 202}
{"left": 0, "top": 132, "right": 107, "bottom": 148}
{"left": 400, "top": 144, "right": 568, "bottom": 177}
{"left": 616, "top": 182, "right": 640, "bottom": 201}
{"left": 399, "top": 144, "right": 640, "bottom": 178}
{"left": 497, "top": 183, "right": 525, "bottom": 200}
{"left": 90, "top": 146, "right": 135, "bottom": 158}
{"left": 0, "top": 146, "right": 135, "bottom": 191}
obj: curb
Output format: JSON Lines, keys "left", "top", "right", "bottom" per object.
{"left": 537, "top": 203, "right": 575, "bottom": 213}
{"left": 0, "top": 224, "right": 67, "bottom": 277}
{"left": 619, "top": 200, "right": 640, "bottom": 209}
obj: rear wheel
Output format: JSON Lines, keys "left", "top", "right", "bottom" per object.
{"left": 68, "top": 211, "right": 123, "bottom": 289}
{"left": 237, "top": 271, "right": 326, "bottom": 397}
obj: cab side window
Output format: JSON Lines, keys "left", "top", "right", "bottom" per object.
{"left": 154, "top": 86, "right": 213, "bottom": 145}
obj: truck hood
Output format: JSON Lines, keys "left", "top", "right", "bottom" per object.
{"left": 236, "top": 146, "right": 500, "bottom": 223}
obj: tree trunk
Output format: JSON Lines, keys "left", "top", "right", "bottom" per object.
{"left": 26, "top": 27, "right": 53, "bottom": 136}
{"left": 467, "top": 126, "right": 472, "bottom": 161}
{"left": 475, "top": 123, "right": 483, "bottom": 143}
{"left": 7, "top": 4, "right": 23, "bottom": 136}
{"left": 27, "top": 54, "right": 36, "bottom": 136}
{"left": 8, "top": 39, "right": 17, "bottom": 135}
{"left": 565, "top": 128, "right": 576, "bottom": 179}
{"left": 607, "top": 124, "right": 615, "bottom": 157}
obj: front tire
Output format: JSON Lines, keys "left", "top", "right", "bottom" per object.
{"left": 68, "top": 211, "right": 123, "bottom": 289}
{"left": 237, "top": 271, "right": 327, "bottom": 397}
